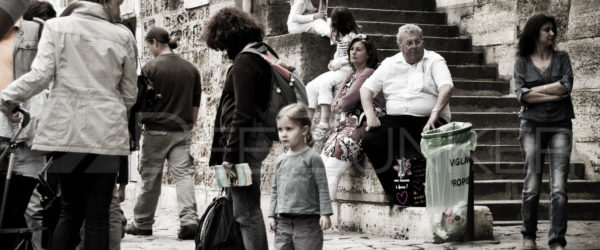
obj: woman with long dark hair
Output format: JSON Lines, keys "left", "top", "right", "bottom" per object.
{"left": 514, "top": 14, "right": 574, "bottom": 250}
{"left": 0, "top": 0, "right": 137, "bottom": 249}
{"left": 321, "top": 35, "right": 384, "bottom": 200}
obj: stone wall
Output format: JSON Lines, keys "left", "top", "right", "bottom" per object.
{"left": 436, "top": 0, "right": 600, "bottom": 179}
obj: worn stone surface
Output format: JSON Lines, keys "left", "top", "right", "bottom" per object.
{"left": 254, "top": 0, "right": 290, "bottom": 36}
{"left": 266, "top": 32, "right": 335, "bottom": 83}
{"left": 515, "top": 0, "right": 571, "bottom": 42}
{"left": 567, "top": 0, "right": 600, "bottom": 40}
{"left": 571, "top": 90, "right": 600, "bottom": 142}
{"left": 436, "top": 0, "right": 473, "bottom": 9}
{"left": 560, "top": 37, "right": 600, "bottom": 90}
{"left": 480, "top": 44, "right": 517, "bottom": 80}
{"left": 460, "top": 1, "right": 518, "bottom": 46}
{"left": 574, "top": 142, "right": 600, "bottom": 180}
{"left": 334, "top": 202, "right": 494, "bottom": 241}
{"left": 336, "top": 160, "right": 387, "bottom": 198}
{"left": 435, "top": 0, "right": 474, "bottom": 25}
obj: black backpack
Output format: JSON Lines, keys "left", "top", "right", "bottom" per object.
{"left": 195, "top": 195, "right": 244, "bottom": 250}
{"left": 240, "top": 44, "right": 309, "bottom": 141}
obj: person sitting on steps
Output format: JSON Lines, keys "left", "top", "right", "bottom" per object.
{"left": 305, "top": 7, "right": 359, "bottom": 141}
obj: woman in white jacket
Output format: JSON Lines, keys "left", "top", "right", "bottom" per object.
{"left": 0, "top": 0, "right": 137, "bottom": 249}
{"left": 287, "top": 0, "right": 330, "bottom": 36}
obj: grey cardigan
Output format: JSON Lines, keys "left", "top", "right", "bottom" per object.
{"left": 269, "top": 148, "right": 333, "bottom": 217}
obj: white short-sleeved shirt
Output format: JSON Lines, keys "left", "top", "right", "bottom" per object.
{"left": 361, "top": 50, "right": 453, "bottom": 122}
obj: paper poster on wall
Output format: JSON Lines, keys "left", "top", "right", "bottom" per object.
{"left": 185, "top": 0, "right": 210, "bottom": 9}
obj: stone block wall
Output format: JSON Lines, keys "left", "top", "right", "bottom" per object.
{"left": 436, "top": 0, "right": 600, "bottom": 179}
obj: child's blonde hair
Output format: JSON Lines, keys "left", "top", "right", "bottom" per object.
{"left": 276, "top": 103, "right": 315, "bottom": 147}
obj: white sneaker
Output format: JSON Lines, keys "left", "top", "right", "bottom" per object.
{"left": 313, "top": 123, "right": 331, "bottom": 141}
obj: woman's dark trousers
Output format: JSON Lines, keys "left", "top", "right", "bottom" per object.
{"left": 50, "top": 153, "right": 118, "bottom": 250}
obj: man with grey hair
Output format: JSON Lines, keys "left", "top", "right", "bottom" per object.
{"left": 359, "top": 24, "right": 454, "bottom": 201}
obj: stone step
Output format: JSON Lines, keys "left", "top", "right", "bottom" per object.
{"left": 473, "top": 145, "right": 522, "bottom": 162}
{"left": 476, "top": 200, "right": 600, "bottom": 220}
{"left": 451, "top": 112, "right": 520, "bottom": 128}
{"left": 358, "top": 21, "right": 459, "bottom": 37}
{"left": 448, "top": 65, "right": 497, "bottom": 80}
{"left": 474, "top": 180, "right": 600, "bottom": 200}
{"left": 328, "top": 0, "right": 435, "bottom": 11}
{"left": 475, "top": 128, "right": 519, "bottom": 145}
{"left": 337, "top": 8, "right": 447, "bottom": 25}
{"left": 472, "top": 162, "right": 585, "bottom": 180}
{"left": 378, "top": 50, "right": 483, "bottom": 65}
{"left": 332, "top": 202, "right": 493, "bottom": 240}
{"left": 451, "top": 96, "right": 520, "bottom": 112}
{"left": 453, "top": 79, "right": 511, "bottom": 96}
{"left": 370, "top": 34, "right": 471, "bottom": 51}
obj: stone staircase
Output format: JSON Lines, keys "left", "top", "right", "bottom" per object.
{"left": 326, "top": 0, "right": 600, "bottom": 222}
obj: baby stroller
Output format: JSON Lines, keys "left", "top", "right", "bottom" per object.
{"left": 0, "top": 108, "right": 54, "bottom": 250}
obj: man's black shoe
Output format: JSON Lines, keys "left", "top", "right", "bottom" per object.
{"left": 124, "top": 223, "right": 152, "bottom": 236}
{"left": 178, "top": 223, "right": 198, "bottom": 240}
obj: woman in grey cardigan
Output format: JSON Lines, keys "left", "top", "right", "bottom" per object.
{"left": 513, "top": 14, "right": 574, "bottom": 250}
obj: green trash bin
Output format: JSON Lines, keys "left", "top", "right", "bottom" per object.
{"left": 420, "top": 122, "right": 477, "bottom": 240}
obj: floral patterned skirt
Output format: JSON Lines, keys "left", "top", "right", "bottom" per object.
{"left": 322, "top": 112, "right": 366, "bottom": 162}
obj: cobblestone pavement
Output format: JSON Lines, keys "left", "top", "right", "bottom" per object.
{"left": 120, "top": 195, "right": 600, "bottom": 250}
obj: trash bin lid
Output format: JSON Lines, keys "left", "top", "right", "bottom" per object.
{"left": 421, "top": 122, "right": 474, "bottom": 146}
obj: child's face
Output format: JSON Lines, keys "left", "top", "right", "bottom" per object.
{"left": 277, "top": 117, "right": 308, "bottom": 149}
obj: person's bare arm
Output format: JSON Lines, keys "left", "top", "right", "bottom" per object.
{"left": 423, "top": 84, "right": 452, "bottom": 132}
{"left": 522, "top": 91, "right": 562, "bottom": 104}
{"left": 360, "top": 87, "right": 380, "bottom": 131}
{"left": 530, "top": 81, "right": 568, "bottom": 96}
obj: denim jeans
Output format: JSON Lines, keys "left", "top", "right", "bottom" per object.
{"left": 229, "top": 132, "right": 273, "bottom": 250}
{"left": 519, "top": 119, "right": 572, "bottom": 248}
